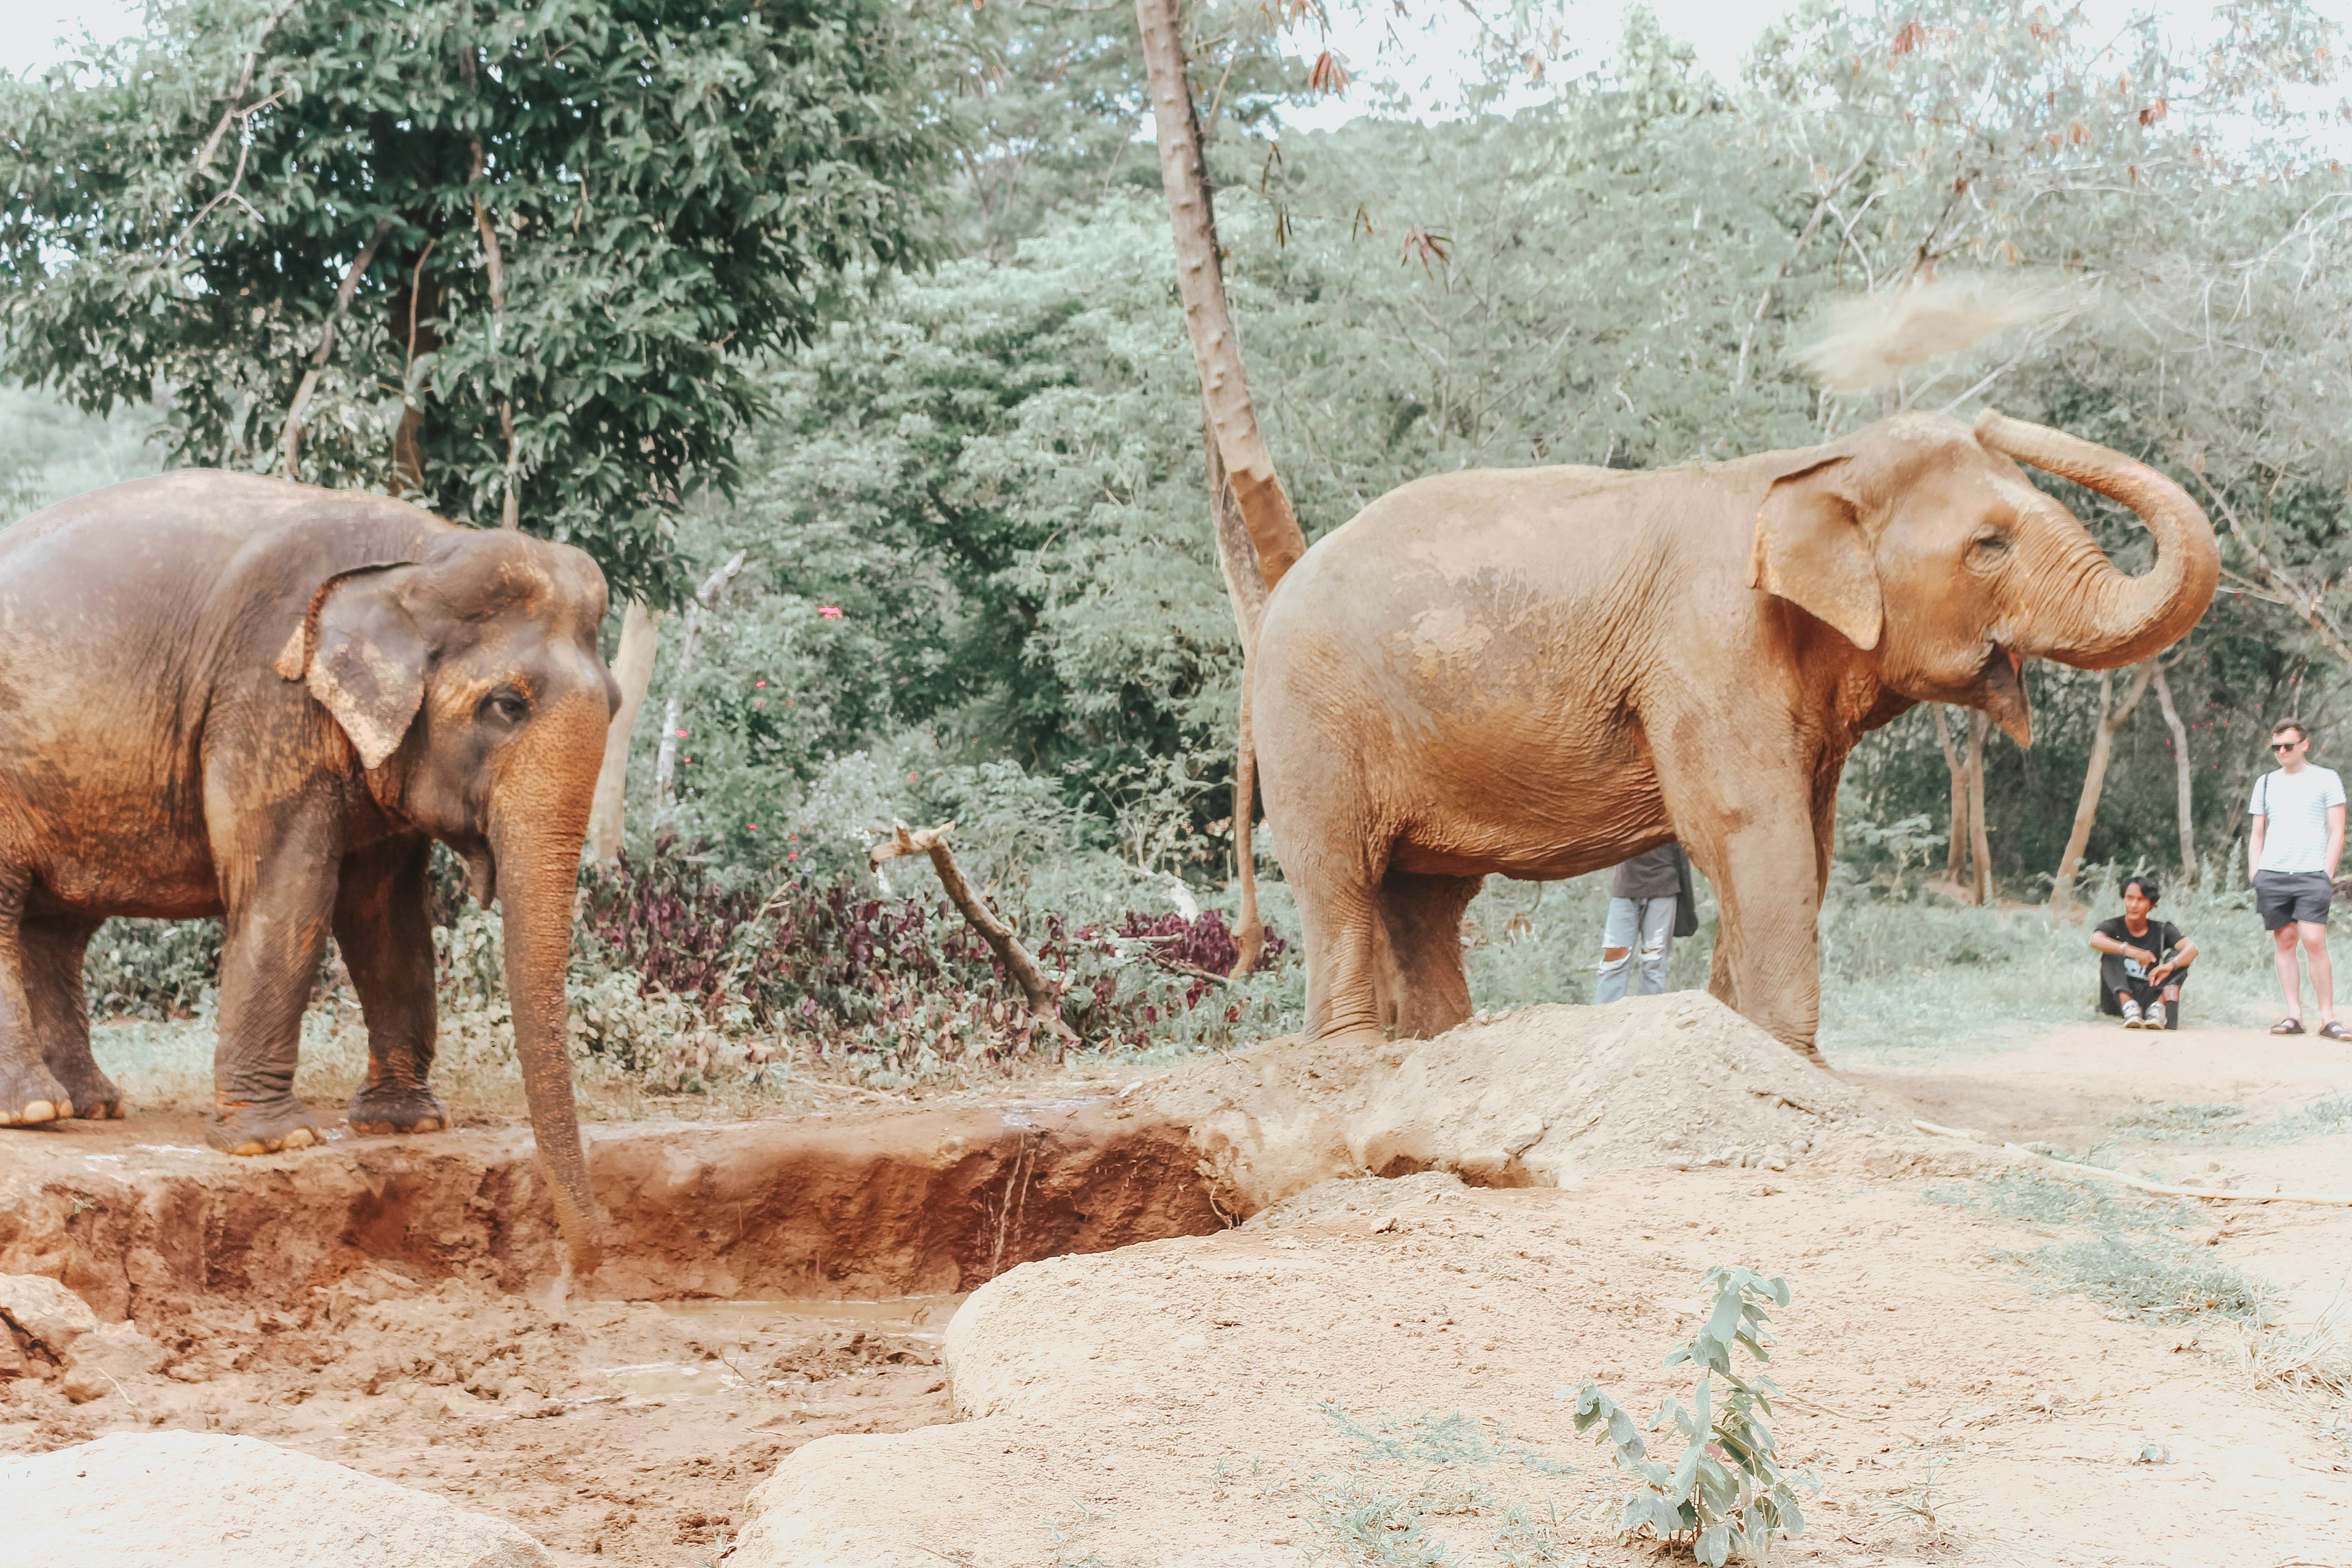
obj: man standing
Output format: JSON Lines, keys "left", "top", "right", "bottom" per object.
{"left": 1595, "top": 842, "right": 1697, "bottom": 1003}
{"left": 2249, "top": 718, "right": 2348, "bottom": 1039}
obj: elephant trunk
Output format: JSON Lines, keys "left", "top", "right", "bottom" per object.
{"left": 491, "top": 807, "right": 602, "bottom": 1277}
{"left": 1974, "top": 410, "right": 2218, "bottom": 669}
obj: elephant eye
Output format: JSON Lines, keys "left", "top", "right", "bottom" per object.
{"left": 480, "top": 685, "right": 530, "bottom": 725}
{"left": 1966, "top": 531, "right": 2013, "bottom": 568}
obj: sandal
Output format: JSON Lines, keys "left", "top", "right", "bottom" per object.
{"left": 2320, "top": 1021, "right": 2351, "bottom": 1042}
{"left": 2271, "top": 1017, "right": 2307, "bottom": 1035}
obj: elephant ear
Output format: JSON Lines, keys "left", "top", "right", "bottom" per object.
{"left": 274, "top": 563, "right": 427, "bottom": 770}
{"left": 1749, "top": 454, "right": 1882, "bottom": 652}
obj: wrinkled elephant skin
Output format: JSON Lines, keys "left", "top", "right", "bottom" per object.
{"left": 1252, "top": 411, "right": 2217, "bottom": 1055}
{"left": 0, "top": 471, "right": 617, "bottom": 1271}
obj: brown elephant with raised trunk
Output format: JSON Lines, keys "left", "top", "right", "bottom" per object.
{"left": 0, "top": 470, "right": 614, "bottom": 1269}
{"left": 1251, "top": 410, "right": 2218, "bottom": 1057}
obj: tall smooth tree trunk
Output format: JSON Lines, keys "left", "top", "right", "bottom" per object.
{"left": 1966, "top": 710, "right": 1994, "bottom": 907}
{"left": 1134, "top": 0, "right": 1308, "bottom": 596}
{"left": 2051, "top": 661, "right": 2156, "bottom": 913}
{"left": 586, "top": 601, "right": 663, "bottom": 865}
{"left": 1133, "top": 0, "right": 1305, "bottom": 979}
{"left": 1931, "top": 706, "right": 1970, "bottom": 885}
{"left": 2151, "top": 664, "right": 2196, "bottom": 884}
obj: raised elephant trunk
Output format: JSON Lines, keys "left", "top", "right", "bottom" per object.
{"left": 1974, "top": 410, "right": 2219, "bottom": 669}
{"left": 490, "top": 806, "right": 601, "bottom": 1276}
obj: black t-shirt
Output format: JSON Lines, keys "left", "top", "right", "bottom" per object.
{"left": 2095, "top": 916, "right": 2185, "bottom": 979}
{"left": 1611, "top": 845, "right": 1684, "bottom": 901}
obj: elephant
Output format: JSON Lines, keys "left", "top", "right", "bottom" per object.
{"left": 1250, "top": 410, "right": 2218, "bottom": 1057}
{"left": 0, "top": 470, "right": 615, "bottom": 1270}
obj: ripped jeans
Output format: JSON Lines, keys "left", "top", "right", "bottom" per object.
{"left": 1596, "top": 895, "right": 1676, "bottom": 1003}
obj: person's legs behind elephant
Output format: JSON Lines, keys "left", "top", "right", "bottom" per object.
{"left": 1596, "top": 895, "right": 1675, "bottom": 1003}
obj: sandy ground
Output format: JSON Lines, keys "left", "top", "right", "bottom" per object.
{"left": 0, "top": 1268, "right": 956, "bottom": 1564}
{"left": 4, "top": 1005, "right": 2349, "bottom": 1567}
{"left": 738, "top": 1161, "right": 2351, "bottom": 1567}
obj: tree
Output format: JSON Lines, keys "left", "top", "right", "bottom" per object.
{"left": 2050, "top": 662, "right": 2155, "bottom": 913}
{"left": 0, "top": 0, "right": 948, "bottom": 606}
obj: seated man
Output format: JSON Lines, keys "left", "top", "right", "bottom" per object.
{"left": 2089, "top": 873, "right": 2198, "bottom": 1030}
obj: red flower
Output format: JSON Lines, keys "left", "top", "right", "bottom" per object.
{"left": 817, "top": 606, "right": 844, "bottom": 620}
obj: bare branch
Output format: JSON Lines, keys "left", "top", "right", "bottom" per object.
{"left": 870, "top": 823, "right": 1077, "bottom": 1046}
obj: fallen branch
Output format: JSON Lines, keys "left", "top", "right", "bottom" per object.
{"left": 1914, "top": 1119, "right": 2352, "bottom": 1207}
{"left": 870, "top": 822, "right": 1077, "bottom": 1046}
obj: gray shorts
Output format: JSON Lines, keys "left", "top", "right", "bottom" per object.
{"left": 2256, "top": 870, "right": 2333, "bottom": 931}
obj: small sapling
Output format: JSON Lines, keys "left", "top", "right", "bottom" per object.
{"left": 1572, "top": 1265, "right": 1814, "bottom": 1566}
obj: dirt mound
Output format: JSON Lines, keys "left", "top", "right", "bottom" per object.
{"left": 733, "top": 1169, "right": 2352, "bottom": 1568}
{"left": 1143, "top": 992, "right": 1904, "bottom": 1213}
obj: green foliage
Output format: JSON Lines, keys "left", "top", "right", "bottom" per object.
{"left": 1574, "top": 1267, "right": 1811, "bottom": 1567}
{"left": 84, "top": 918, "right": 223, "bottom": 1020}
{"left": 0, "top": 0, "right": 949, "bottom": 600}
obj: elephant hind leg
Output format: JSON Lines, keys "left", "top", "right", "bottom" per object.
{"left": 1377, "top": 871, "right": 1483, "bottom": 1040}
{"left": 1286, "top": 839, "right": 1389, "bottom": 1050}
{"left": 24, "top": 913, "right": 115, "bottom": 1118}
{"left": 0, "top": 870, "right": 72, "bottom": 1125}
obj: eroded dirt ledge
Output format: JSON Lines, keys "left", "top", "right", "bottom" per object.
{"left": 0, "top": 1097, "right": 1220, "bottom": 1319}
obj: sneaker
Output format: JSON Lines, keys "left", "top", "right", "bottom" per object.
{"left": 2142, "top": 1000, "right": 2166, "bottom": 1031}
{"left": 2120, "top": 999, "right": 2144, "bottom": 1028}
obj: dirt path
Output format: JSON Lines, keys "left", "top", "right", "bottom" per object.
{"left": 6, "top": 1001, "right": 2349, "bottom": 1566}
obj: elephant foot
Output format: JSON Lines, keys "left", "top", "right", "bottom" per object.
{"left": 346, "top": 1084, "right": 450, "bottom": 1137}
{"left": 0, "top": 1057, "right": 72, "bottom": 1126}
{"left": 206, "top": 1097, "right": 324, "bottom": 1156}
{"left": 51, "top": 1060, "right": 124, "bottom": 1120}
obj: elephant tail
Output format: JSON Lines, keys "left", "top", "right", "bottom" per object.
{"left": 1227, "top": 658, "right": 1262, "bottom": 980}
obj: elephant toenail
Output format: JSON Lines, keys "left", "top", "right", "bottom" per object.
{"left": 411, "top": 1118, "right": 442, "bottom": 1134}
{"left": 24, "top": 1099, "right": 59, "bottom": 1123}
{"left": 281, "top": 1128, "right": 318, "bottom": 1150}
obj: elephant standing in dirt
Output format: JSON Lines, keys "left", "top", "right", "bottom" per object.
{"left": 0, "top": 471, "right": 615, "bottom": 1268}
{"left": 1251, "top": 411, "right": 2217, "bottom": 1056}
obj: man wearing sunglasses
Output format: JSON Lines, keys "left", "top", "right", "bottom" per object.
{"left": 2249, "top": 718, "right": 2348, "bottom": 1039}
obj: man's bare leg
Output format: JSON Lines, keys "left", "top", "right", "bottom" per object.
{"left": 2275, "top": 925, "right": 2305, "bottom": 1021}
{"left": 2300, "top": 920, "right": 2335, "bottom": 1025}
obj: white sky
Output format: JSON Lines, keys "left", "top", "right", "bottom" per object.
{"left": 0, "top": 0, "right": 2332, "bottom": 129}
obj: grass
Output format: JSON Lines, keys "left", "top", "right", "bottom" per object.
{"left": 1812, "top": 871, "right": 2283, "bottom": 1062}
{"left": 1926, "top": 1169, "right": 2272, "bottom": 1327}
{"left": 1305, "top": 1404, "right": 1578, "bottom": 1567}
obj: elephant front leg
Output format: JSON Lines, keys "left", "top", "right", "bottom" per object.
{"left": 1664, "top": 760, "right": 1827, "bottom": 1058}
{"left": 25, "top": 914, "right": 117, "bottom": 1119}
{"left": 206, "top": 815, "right": 341, "bottom": 1155}
{"left": 336, "top": 838, "right": 447, "bottom": 1136}
{"left": 0, "top": 872, "right": 74, "bottom": 1125}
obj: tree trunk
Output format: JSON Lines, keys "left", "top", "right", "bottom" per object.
{"left": 1931, "top": 705, "right": 1969, "bottom": 884}
{"left": 1966, "top": 710, "right": 1994, "bottom": 906}
{"left": 586, "top": 601, "right": 662, "bottom": 865}
{"left": 651, "top": 551, "right": 747, "bottom": 824}
{"left": 2051, "top": 661, "right": 2157, "bottom": 912}
{"left": 2150, "top": 664, "right": 2196, "bottom": 885}
{"left": 1134, "top": 0, "right": 1307, "bottom": 596}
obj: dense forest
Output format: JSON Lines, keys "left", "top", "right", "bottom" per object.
{"left": 2, "top": 0, "right": 2348, "bottom": 1066}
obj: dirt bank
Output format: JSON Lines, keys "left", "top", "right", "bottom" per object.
{"left": 0, "top": 1097, "right": 1219, "bottom": 1318}
{"left": 1145, "top": 993, "right": 1902, "bottom": 1212}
